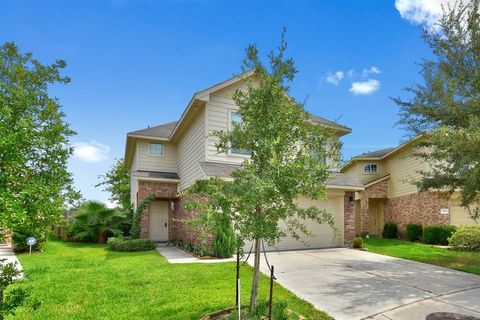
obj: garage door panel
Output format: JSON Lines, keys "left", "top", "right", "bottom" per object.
{"left": 244, "top": 194, "right": 344, "bottom": 252}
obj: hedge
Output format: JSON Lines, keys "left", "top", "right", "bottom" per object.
{"left": 423, "top": 225, "right": 456, "bottom": 245}
{"left": 106, "top": 237, "right": 157, "bottom": 252}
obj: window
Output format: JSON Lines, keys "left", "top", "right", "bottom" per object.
{"left": 364, "top": 164, "right": 378, "bottom": 174}
{"left": 230, "top": 111, "right": 250, "bottom": 155}
{"left": 149, "top": 143, "right": 164, "bottom": 156}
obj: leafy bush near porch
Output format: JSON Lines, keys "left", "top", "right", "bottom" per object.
{"left": 448, "top": 226, "right": 480, "bottom": 251}
{"left": 106, "top": 237, "right": 156, "bottom": 252}
{"left": 352, "top": 237, "right": 363, "bottom": 249}
{"left": 169, "top": 240, "right": 210, "bottom": 257}
{"left": 423, "top": 225, "right": 456, "bottom": 245}
{"left": 382, "top": 222, "right": 398, "bottom": 239}
{"left": 406, "top": 223, "right": 423, "bottom": 242}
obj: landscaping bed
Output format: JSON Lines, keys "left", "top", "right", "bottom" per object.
{"left": 363, "top": 237, "right": 480, "bottom": 275}
{"left": 12, "top": 240, "right": 330, "bottom": 320}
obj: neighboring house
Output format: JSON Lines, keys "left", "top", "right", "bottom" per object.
{"left": 340, "top": 139, "right": 479, "bottom": 236}
{"left": 124, "top": 72, "right": 364, "bottom": 250}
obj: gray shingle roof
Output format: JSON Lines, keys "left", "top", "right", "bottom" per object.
{"left": 199, "top": 162, "right": 240, "bottom": 177}
{"left": 326, "top": 172, "right": 363, "bottom": 188}
{"left": 199, "top": 162, "right": 363, "bottom": 188}
{"left": 309, "top": 114, "right": 351, "bottom": 133}
{"left": 133, "top": 170, "right": 180, "bottom": 180}
{"left": 354, "top": 147, "right": 396, "bottom": 159}
{"left": 128, "top": 121, "right": 178, "bottom": 139}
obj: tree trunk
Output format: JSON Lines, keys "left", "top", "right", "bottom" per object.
{"left": 98, "top": 231, "right": 106, "bottom": 244}
{"left": 249, "top": 237, "right": 261, "bottom": 313}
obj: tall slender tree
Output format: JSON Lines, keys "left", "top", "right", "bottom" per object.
{"left": 393, "top": 0, "right": 480, "bottom": 221}
{"left": 185, "top": 30, "right": 338, "bottom": 311}
{"left": 0, "top": 42, "right": 79, "bottom": 244}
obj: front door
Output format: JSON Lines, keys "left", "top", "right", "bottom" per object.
{"left": 368, "top": 199, "right": 384, "bottom": 236}
{"left": 149, "top": 201, "right": 169, "bottom": 242}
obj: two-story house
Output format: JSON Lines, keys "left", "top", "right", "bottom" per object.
{"left": 124, "top": 72, "right": 364, "bottom": 250}
{"left": 341, "top": 138, "right": 478, "bottom": 236}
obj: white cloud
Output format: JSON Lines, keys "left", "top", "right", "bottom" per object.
{"left": 362, "top": 66, "right": 381, "bottom": 77}
{"left": 394, "top": 0, "right": 457, "bottom": 29}
{"left": 349, "top": 79, "right": 380, "bottom": 95}
{"left": 73, "top": 141, "right": 110, "bottom": 163}
{"left": 325, "top": 71, "right": 344, "bottom": 85}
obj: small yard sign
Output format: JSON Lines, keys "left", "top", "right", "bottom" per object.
{"left": 440, "top": 208, "right": 450, "bottom": 215}
{"left": 26, "top": 236, "right": 37, "bottom": 254}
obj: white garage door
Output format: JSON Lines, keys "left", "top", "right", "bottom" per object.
{"left": 244, "top": 192, "right": 344, "bottom": 252}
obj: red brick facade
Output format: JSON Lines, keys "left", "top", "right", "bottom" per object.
{"left": 384, "top": 191, "right": 449, "bottom": 235}
{"left": 357, "top": 177, "right": 451, "bottom": 236}
{"left": 343, "top": 191, "right": 356, "bottom": 245}
{"left": 171, "top": 195, "right": 213, "bottom": 247}
{"left": 137, "top": 181, "right": 178, "bottom": 239}
{"left": 360, "top": 179, "right": 389, "bottom": 234}
{"left": 136, "top": 181, "right": 359, "bottom": 248}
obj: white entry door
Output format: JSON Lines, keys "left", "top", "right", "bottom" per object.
{"left": 149, "top": 201, "right": 169, "bottom": 242}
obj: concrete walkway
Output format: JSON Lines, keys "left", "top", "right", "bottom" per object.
{"left": 156, "top": 244, "right": 235, "bottom": 264}
{"left": 0, "top": 244, "right": 22, "bottom": 271}
{"left": 248, "top": 248, "right": 480, "bottom": 320}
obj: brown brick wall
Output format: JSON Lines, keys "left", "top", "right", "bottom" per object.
{"left": 344, "top": 191, "right": 356, "bottom": 245}
{"left": 384, "top": 191, "right": 450, "bottom": 235}
{"left": 137, "top": 181, "right": 178, "bottom": 239}
{"left": 360, "top": 179, "right": 389, "bottom": 234}
{"left": 170, "top": 195, "right": 213, "bottom": 247}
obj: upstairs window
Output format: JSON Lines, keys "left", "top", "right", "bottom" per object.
{"left": 230, "top": 111, "right": 250, "bottom": 155}
{"left": 149, "top": 143, "right": 164, "bottom": 156}
{"left": 364, "top": 164, "right": 378, "bottom": 174}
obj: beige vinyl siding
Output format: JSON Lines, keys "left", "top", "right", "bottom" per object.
{"left": 131, "top": 176, "right": 139, "bottom": 208}
{"left": 136, "top": 141, "right": 178, "bottom": 173}
{"left": 130, "top": 153, "right": 139, "bottom": 207}
{"left": 449, "top": 193, "right": 480, "bottom": 226}
{"left": 384, "top": 147, "right": 426, "bottom": 198}
{"left": 177, "top": 108, "right": 207, "bottom": 190}
{"left": 343, "top": 161, "right": 384, "bottom": 185}
{"left": 205, "top": 82, "right": 247, "bottom": 164}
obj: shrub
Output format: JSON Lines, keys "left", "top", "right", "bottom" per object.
{"left": 406, "top": 223, "right": 423, "bottom": 242}
{"left": 213, "top": 225, "right": 236, "bottom": 258}
{"left": 352, "top": 237, "right": 363, "bottom": 249}
{"left": 382, "top": 222, "right": 398, "bottom": 239}
{"left": 11, "top": 232, "right": 46, "bottom": 253}
{"left": 106, "top": 237, "right": 156, "bottom": 252}
{"left": 423, "top": 225, "right": 457, "bottom": 245}
{"left": 448, "top": 225, "right": 480, "bottom": 251}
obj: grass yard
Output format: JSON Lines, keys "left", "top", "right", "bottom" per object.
{"left": 11, "top": 240, "right": 330, "bottom": 320}
{"left": 363, "top": 237, "right": 480, "bottom": 276}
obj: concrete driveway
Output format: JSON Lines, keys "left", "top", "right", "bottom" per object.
{"left": 248, "top": 248, "right": 480, "bottom": 320}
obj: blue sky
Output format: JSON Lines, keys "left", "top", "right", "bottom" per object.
{"left": 0, "top": 0, "right": 447, "bottom": 206}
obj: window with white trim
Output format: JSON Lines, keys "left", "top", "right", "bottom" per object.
{"left": 364, "top": 164, "right": 378, "bottom": 174}
{"left": 230, "top": 111, "right": 250, "bottom": 155}
{"left": 149, "top": 143, "right": 164, "bottom": 156}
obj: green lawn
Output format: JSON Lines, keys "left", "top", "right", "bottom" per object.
{"left": 363, "top": 237, "right": 480, "bottom": 275}
{"left": 11, "top": 240, "right": 330, "bottom": 320}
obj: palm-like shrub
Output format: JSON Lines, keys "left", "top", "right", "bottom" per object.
{"left": 69, "top": 201, "right": 127, "bottom": 243}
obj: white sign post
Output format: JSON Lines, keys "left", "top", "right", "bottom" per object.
{"left": 26, "top": 237, "right": 37, "bottom": 254}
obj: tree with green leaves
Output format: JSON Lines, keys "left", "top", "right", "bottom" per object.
{"left": 185, "top": 30, "right": 338, "bottom": 312}
{"left": 69, "top": 201, "right": 127, "bottom": 243}
{"left": 0, "top": 42, "right": 79, "bottom": 246}
{"left": 96, "top": 158, "right": 131, "bottom": 211}
{"left": 393, "top": 0, "right": 480, "bottom": 221}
